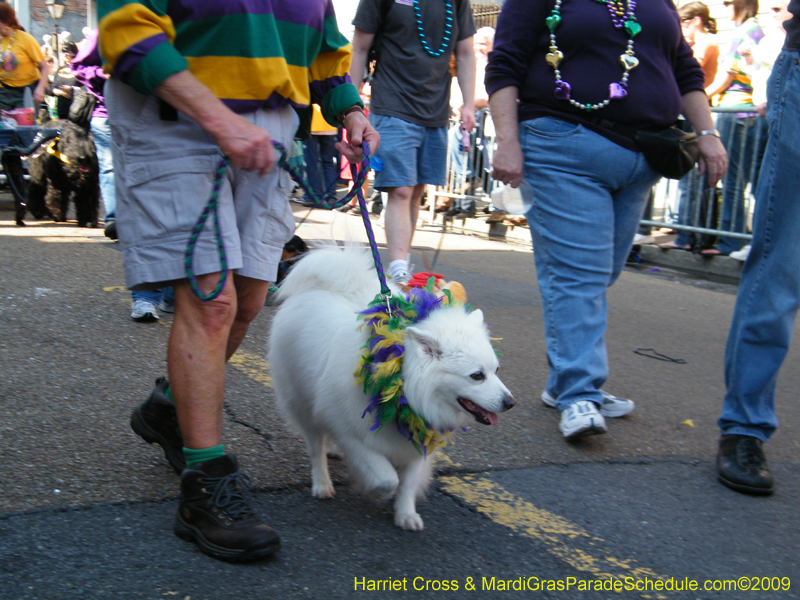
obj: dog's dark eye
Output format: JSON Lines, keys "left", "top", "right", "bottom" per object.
{"left": 470, "top": 371, "right": 485, "bottom": 381}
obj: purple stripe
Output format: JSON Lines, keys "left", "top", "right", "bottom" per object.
{"left": 221, "top": 92, "right": 292, "bottom": 114}
{"left": 166, "top": 0, "right": 328, "bottom": 32}
{"left": 115, "top": 34, "right": 169, "bottom": 81}
{"left": 309, "top": 74, "right": 352, "bottom": 104}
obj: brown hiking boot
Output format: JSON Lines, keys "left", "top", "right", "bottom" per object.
{"left": 174, "top": 454, "right": 280, "bottom": 562}
{"left": 130, "top": 377, "right": 185, "bottom": 474}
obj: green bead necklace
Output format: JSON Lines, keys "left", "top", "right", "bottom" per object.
{"left": 546, "top": 0, "right": 641, "bottom": 112}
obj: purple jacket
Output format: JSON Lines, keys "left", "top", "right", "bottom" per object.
{"left": 71, "top": 30, "right": 107, "bottom": 119}
{"left": 486, "top": 0, "right": 705, "bottom": 150}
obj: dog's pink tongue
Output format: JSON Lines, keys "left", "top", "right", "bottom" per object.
{"left": 461, "top": 398, "right": 498, "bottom": 426}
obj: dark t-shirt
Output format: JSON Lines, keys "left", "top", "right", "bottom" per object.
{"left": 354, "top": 0, "right": 475, "bottom": 127}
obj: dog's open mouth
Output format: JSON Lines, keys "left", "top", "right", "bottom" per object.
{"left": 457, "top": 398, "right": 498, "bottom": 426}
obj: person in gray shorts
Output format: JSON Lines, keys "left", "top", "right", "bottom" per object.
{"left": 350, "top": 0, "right": 476, "bottom": 283}
{"left": 99, "top": 0, "right": 378, "bottom": 563}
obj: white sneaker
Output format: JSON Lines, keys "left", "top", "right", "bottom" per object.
{"left": 158, "top": 301, "right": 175, "bottom": 314}
{"left": 388, "top": 259, "right": 411, "bottom": 285}
{"left": 131, "top": 299, "right": 159, "bottom": 322}
{"left": 559, "top": 400, "right": 607, "bottom": 440}
{"left": 542, "top": 389, "right": 635, "bottom": 418}
{"left": 729, "top": 244, "right": 751, "bottom": 262}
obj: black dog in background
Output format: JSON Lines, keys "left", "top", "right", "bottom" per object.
{"left": 25, "top": 120, "right": 101, "bottom": 228}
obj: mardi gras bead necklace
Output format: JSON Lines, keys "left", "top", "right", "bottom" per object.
{"left": 356, "top": 286, "right": 461, "bottom": 457}
{"left": 545, "top": 0, "right": 641, "bottom": 112}
{"left": 412, "top": 0, "right": 454, "bottom": 57}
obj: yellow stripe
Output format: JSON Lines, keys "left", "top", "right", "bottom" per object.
{"left": 187, "top": 56, "right": 311, "bottom": 104}
{"left": 436, "top": 454, "right": 666, "bottom": 583}
{"left": 99, "top": 4, "right": 177, "bottom": 70}
{"left": 227, "top": 350, "right": 272, "bottom": 388}
{"left": 308, "top": 45, "right": 353, "bottom": 84}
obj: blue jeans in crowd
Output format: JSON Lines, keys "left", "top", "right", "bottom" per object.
{"left": 520, "top": 117, "right": 659, "bottom": 411}
{"left": 91, "top": 116, "right": 115, "bottom": 223}
{"left": 715, "top": 112, "right": 768, "bottom": 254}
{"left": 303, "top": 134, "right": 339, "bottom": 204}
{"left": 448, "top": 123, "right": 476, "bottom": 213}
{"left": 719, "top": 50, "right": 800, "bottom": 441}
{"left": 133, "top": 286, "right": 175, "bottom": 308}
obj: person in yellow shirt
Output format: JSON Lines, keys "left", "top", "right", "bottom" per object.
{"left": 0, "top": 4, "right": 50, "bottom": 111}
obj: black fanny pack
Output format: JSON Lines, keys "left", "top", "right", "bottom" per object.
{"left": 585, "top": 116, "right": 700, "bottom": 180}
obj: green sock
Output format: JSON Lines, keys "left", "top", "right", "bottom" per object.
{"left": 183, "top": 444, "right": 226, "bottom": 470}
{"left": 165, "top": 385, "right": 173, "bottom": 403}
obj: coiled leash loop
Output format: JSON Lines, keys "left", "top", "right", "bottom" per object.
{"left": 185, "top": 141, "right": 391, "bottom": 303}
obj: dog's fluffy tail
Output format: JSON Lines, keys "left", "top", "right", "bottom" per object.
{"left": 275, "top": 243, "right": 381, "bottom": 305}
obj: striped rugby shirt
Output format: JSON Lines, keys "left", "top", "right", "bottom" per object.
{"left": 97, "top": 0, "right": 362, "bottom": 125}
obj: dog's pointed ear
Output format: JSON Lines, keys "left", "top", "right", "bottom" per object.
{"left": 406, "top": 326, "right": 442, "bottom": 359}
{"left": 467, "top": 308, "right": 484, "bottom": 324}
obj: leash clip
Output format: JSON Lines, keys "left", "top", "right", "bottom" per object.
{"left": 382, "top": 291, "right": 393, "bottom": 318}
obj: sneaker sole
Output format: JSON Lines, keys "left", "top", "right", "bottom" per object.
{"left": 717, "top": 474, "right": 774, "bottom": 496}
{"left": 132, "top": 313, "right": 158, "bottom": 322}
{"left": 130, "top": 407, "right": 185, "bottom": 474}
{"left": 174, "top": 516, "right": 281, "bottom": 562}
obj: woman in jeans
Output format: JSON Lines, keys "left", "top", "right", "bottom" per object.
{"left": 487, "top": 0, "right": 727, "bottom": 440}
{"left": 703, "top": 0, "right": 765, "bottom": 256}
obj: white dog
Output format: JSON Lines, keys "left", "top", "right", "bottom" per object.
{"left": 268, "top": 246, "right": 514, "bottom": 530}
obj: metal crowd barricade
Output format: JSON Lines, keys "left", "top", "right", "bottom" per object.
{"left": 423, "top": 108, "right": 502, "bottom": 225}
{"left": 641, "top": 105, "right": 765, "bottom": 246}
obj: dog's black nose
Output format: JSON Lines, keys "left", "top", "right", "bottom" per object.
{"left": 503, "top": 395, "right": 516, "bottom": 410}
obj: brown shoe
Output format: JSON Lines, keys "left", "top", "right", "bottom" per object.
{"left": 486, "top": 211, "right": 506, "bottom": 223}
{"left": 130, "top": 378, "right": 185, "bottom": 474}
{"left": 174, "top": 454, "right": 281, "bottom": 562}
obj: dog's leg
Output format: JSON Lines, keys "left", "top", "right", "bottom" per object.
{"left": 305, "top": 431, "right": 335, "bottom": 499}
{"left": 393, "top": 458, "right": 433, "bottom": 531}
{"left": 338, "top": 441, "right": 399, "bottom": 502}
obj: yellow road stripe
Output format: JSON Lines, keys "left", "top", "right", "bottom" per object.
{"left": 228, "top": 351, "right": 272, "bottom": 387}
{"left": 436, "top": 454, "right": 667, "bottom": 591}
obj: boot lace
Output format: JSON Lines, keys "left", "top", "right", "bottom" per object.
{"left": 737, "top": 438, "right": 766, "bottom": 467}
{"left": 203, "top": 472, "right": 258, "bottom": 520}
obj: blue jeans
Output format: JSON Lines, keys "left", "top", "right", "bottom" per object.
{"left": 91, "top": 116, "right": 115, "bottom": 222}
{"left": 303, "top": 134, "right": 339, "bottom": 203}
{"left": 719, "top": 50, "right": 800, "bottom": 441}
{"left": 133, "top": 286, "right": 174, "bottom": 307}
{"left": 520, "top": 117, "right": 659, "bottom": 410}
{"left": 715, "top": 112, "right": 768, "bottom": 254}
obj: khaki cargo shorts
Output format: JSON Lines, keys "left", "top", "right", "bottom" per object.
{"left": 106, "top": 79, "right": 298, "bottom": 290}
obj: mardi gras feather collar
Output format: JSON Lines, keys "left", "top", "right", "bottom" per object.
{"left": 355, "top": 285, "right": 463, "bottom": 457}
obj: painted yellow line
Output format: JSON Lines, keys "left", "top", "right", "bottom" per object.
{"left": 227, "top": 350, "right": 272, "bottom": 387}
{"left": 436, "top": 454, "right": 667, "bottom": 593}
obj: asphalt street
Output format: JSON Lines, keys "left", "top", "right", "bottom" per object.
{"left": 2, "top": 195, "right": 799, "bottom": 600}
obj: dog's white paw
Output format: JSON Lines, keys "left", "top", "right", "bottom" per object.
{"left": 395, "top": 512, "right": 424, "bottom": 531}
{"left": 312, "top": 482, "right": 335, "bottom": 499}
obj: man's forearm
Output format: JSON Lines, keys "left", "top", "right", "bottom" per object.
{"left": 153, "top": 70, "right": 232, "bottom": 139}
{"left": 350, "top": 28, "right": 374, "bottom": 90}
{"left": 455, "top": 39, "right": 476, "bottom": 111}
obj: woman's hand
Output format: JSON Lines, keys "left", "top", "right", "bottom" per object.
{"left": 492, "top": 138, "right": 525, "bottom": 189}
{"left": 697, "top": 135, "right": 727, "bottom": 188}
